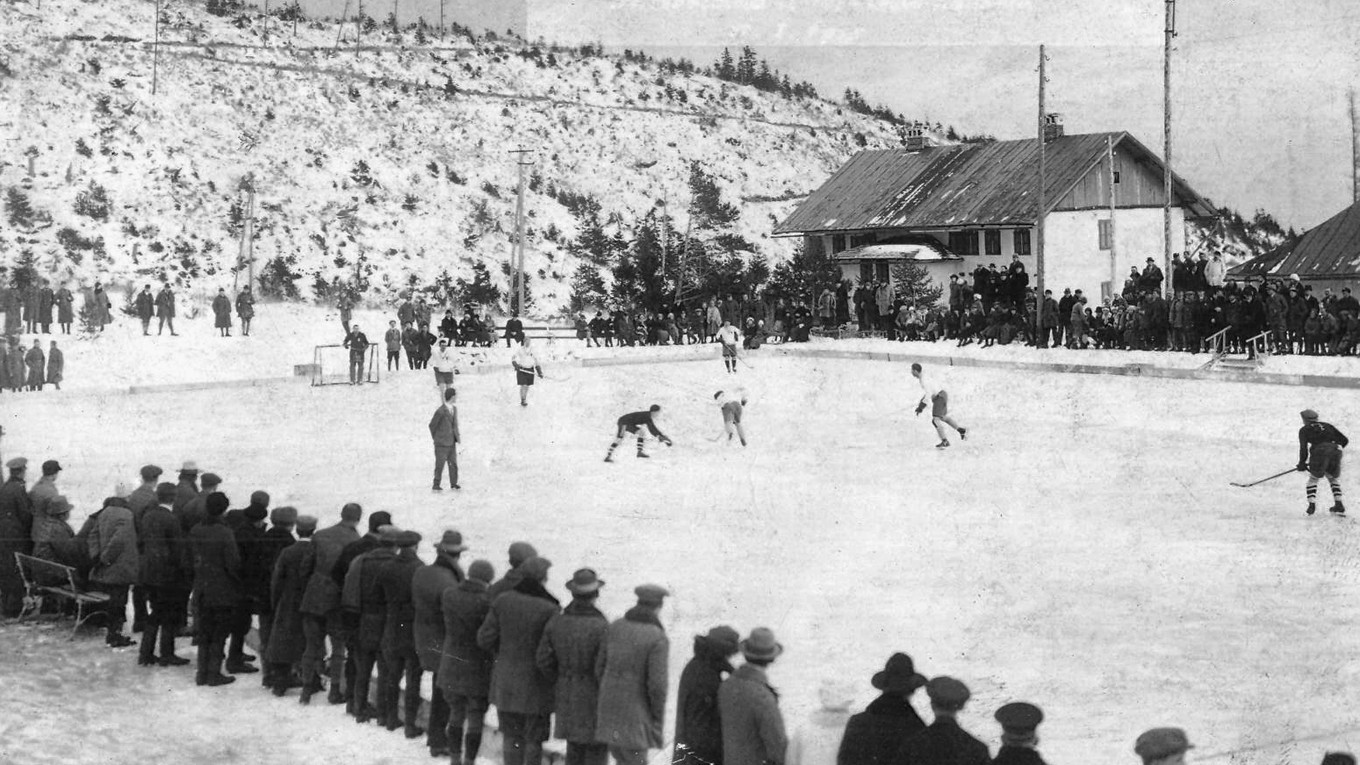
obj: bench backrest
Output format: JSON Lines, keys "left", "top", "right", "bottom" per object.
{"left": 15, "top": 552, "right": 79, "bottom": 591}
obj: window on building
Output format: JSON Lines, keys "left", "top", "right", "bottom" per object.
{"left": 984, "top": 229, "right": 1001, "bottom": 256}
{"left": 1013, "top": 229, "right": 1031, "bottom": 255}
{"left": 850, "top": 233, "right": 876, "bottom": 249}
{"left": 859, "top": 262, "right": 874, "bottom": 283}
{"left": 1098, "top": 219, "right": 1112, "bottom": 251}
{"left": 831, "top": 235, "right": 847, "bottom": 253}
{"left": 948, "top": 230, "right": 979, "bottom": 255}
{"left": 875, "top": 262, "right": 890, "bottom": 282}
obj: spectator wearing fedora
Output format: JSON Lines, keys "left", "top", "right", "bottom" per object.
{"left": 266, "top": 514, "right": 317, "bottom": 698}
{"left": 299, "top": 502, "right": 362, "bottom": 705}
{"left": 537, "top": 568, "right": 611, "bottom": 765}
{"left": 137, "top": 482, "right": 191, "bottom": 667}
{"left": 1135, "top": 728, "right": 1193, "bottom": 765}
{"left": 440, "top": 558, "right": 497, "bottom": 765}
{"left": 786, "top": 679, "right": 855, "bottom": 765}
{"left": 595, "top": 584, "right": 671, "bottom": 765}
{"left": 896, "top": 677, "right": 989, "bottom": 765}
{"left": 837, "top": 653, "right": 927, "bottom": 765}
{"left": 344, "top": 525, "right": 401, "bottom": 723}
{"left": 429, "top": 387, "right": 461, "bottom": 491}
{"left": 377, "top": 530, "right": 426, "bottom": 737}
{"left": 173, "top": 461, "right": 201, "bottom": 515}
{"left": 992, "top": 702, "right": 1046, "bottom": 765}
{"left": 718, "top": 627, "right": 788, "bottom": 765}
{"left": 189, "top": 491, "right": 240, "bottom": 686}
{"left": 412, "top": 530, "right": 468, "bottom": 757}
{"left": 487, "top": 541, "right": 539, "bottom": 602}
{"left": 0, "top": 457, "right": 32, "bottom": 617}
{"left": 477, "top": 555, "right": 561, "bottom": 765}
{"left": 255, "top": 505, "right": 298, "bottom": 687}
{"left": 674, "top": 625, "right": 740, "bottom": 765}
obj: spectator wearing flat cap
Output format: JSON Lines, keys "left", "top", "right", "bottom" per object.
{"left": 300, "top": 502, "right": 363, "bottom": 706}
{"left": 537, "top": 568, "right": 611, "bottom": 765}
{"left": 674, "top": 625, "right": 740, "bottom": 765}
{"left": 0, "top": 457, "right": 33, "bottom": 617}
{"left": 595, "top": 584, "right": 671, "bottom": 765}
{"left": 334, "top": 509, "right": 394, "bottom": 713}
{"left": 137, "top": 482, "right": 191, "bottom": 667}
{"left": 266, "top": 514, "right": 317, "bottom": 698}
{"left": 254, "top": 505, "right": 298, "bottom": 687}
{"left": 173, "top": 462, "right": 200, "bottom": 515}
{"left": 478, "top": 556, "right": 561, "bottom": 765}
{"left": 126, "top": 464, "right": 163, "bottom": 633}
{"left": 895, "top": 677, "right": 989, "bottom": 765}
{"left": 28, "top": 459, "right": 63, "bottom": 522}
{"left": 440, "top": 558, "right": 497, "bottom": 765}
{"left": 412, "top": 530, "right": 468, "bottom": 756}
{"left": 786, "top": 678, "right": 855, "bottom": 765}
{"left": 376, "top": 530, "right": 426, "bottom": 737}
{"left": 345, "top": 525, "right": 401, "bottom": 723}
{"left": 837, "top": 653, "right": 928, "bottom": 765}
{"left": 176, "top": 472, "right": 220, "bottom": 533}
{"left": 719, "top": 627, "right": 788, "bottom": 765}
{"left": 189, "top": 491, "right": 240, "bottom": 686}
{"left": 1135, "top": 728, "right": 1193, "bottom": 765}
{"left": 487, "top": 540, "right": 539, "bottom": 601}
{"left": 992, "top": 702, "right": 1047, "bottom": 765}
{"left": 226, "top": 491, "right": 271, "bottom": 674}
{"left": 88, "top": 492, "right": 140, "bottom": 648}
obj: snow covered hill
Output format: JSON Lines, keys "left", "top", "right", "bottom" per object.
{"left": 1, "top": 0, "right": 913, "bottom": 314}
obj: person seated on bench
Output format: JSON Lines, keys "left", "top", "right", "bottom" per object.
{"left": 32, "top": 496, "right": 89, "bottom": 585}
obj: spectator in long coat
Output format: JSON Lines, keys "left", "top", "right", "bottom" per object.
{"left": 24, "top": 340, "right": 45, "bottom": 390}
{"left": 440, "top": 559, "right": 497, "bottom": 765}
{"left": 31, "top": 496, "right": 85, "bottom": 576}
{"left": 719, "top": 628, "right": 789, "bottom": 765}
{"left": 377, "top": 530, "right": 425, "bottom": 736}
{"left": 22, "top": 285, "right": 38, "bottom": 332}
{"left": 786, "top": 680, "right": 855, "bottom": 765}
{"left": 0, "top": 458, "right": 34, "bottom": 617}
{"left": 45, "top": 341, "right": 63, "bottom": 390}
{"left": 212, "top": 288, "right": 232, "bottom": 336}
{"left": 332, "top": 510, "right": 393, "bottom": 712}
{"left": 837, "top": 653, "right": 927, "bottom": 765}
{"left": 991, "top": 703, "right": 1047, "bottom": 765}
{"left": 189, "top": 492, "right": 241, "bottom": 686}
{"left": 228, "top": 496, "right": 271, "bottom": 674}
{"left": 37, "top": 281, "right": 54, "bottom": 333}
{"left": 896, "top": 677, "right": 989, "bottom": 765}
{"left": 344, "top": 528, "right": 399, "bottom": 723}
{"left": 487, "top": 540, "right": 539, "bottom": 601}
{"left": 236, "top": 287, "right": 255, "bottom": 336}
{"left": 537, "top": 568, "right": 611, "bottom": 765}
{"left": 477, "top": 556, "right": 561, "bottom": 765}
{"left": 156, "top": 285, "right": 177, "bottom": 336}
{"left": 255, "top": 505, "right": 298, "bottom": 686}
{"left": 135, "top": 284, "right": 155, "bottom": 334}
{"left": 88, "top": 494, "right": 139, "bottom": 647}
{"left": 412, "top": 530, "right": 468, "bottom": 757}
{"left": 266, "top": 514, "right": 316, "bottom": 696}
{"left": 55, "top": 285, "right": 74, "bottom": 334}
{"left": 126, "top": 465, "right": 162, "bottom": 634}
{"left": 299, "top": 503, "right": 362, "bottom": 705}
{"left": 137, "top": 482, "right": 191, "bottom": 667}
{"left": 89, "top": 282, "right": 113, "bottom": 330}
{"left": 674, "top": 625, "right": 740, "bottom": 765}
{"left": 7, "top": 341, "right": 24, "bottom": 392}
{"left": 173, "top": 462, "right": 202, "bottom": 517}
{"left": 595, "top": 584, "right": 670, "bottom": 765}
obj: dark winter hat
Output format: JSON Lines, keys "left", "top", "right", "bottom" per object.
{"left": 6, "top": 457, "right": 26, "bottom": 471}
{"left": 634, "top": 583, "right": 669, "bottom": 605}
{"left": 467, "top": 559, "right": 496, "bottom": 584}
{"left": 155, "top": 482, "right": 177, "bottom": 502}
{"left": 41, "top": 460, "right": 62, "bottom": 476}
{"left": 104, "top": 497, "right": 130, "bottom": 509}
{"left": 1135, "top": 728, "right": 1193, "bottom": 763}
{"left": 368, "top": 510, "right": 393, "bottom": 532}
{"left": 1322, "top": 754, "right": 1357, "bottom": 765}
{"left": 995, "top": 702, "right": 1044, "bottom": 733}
{"left": 444, "top": 388, "right": 457, "bottom": 402}
{"left": 49, "top": 497, "right": 73, "bottom": 517}
{"left": 437, "top": 530, "right": 469, "bottom": 553}
{"left": 295, "top": 515, "right": 319, "bottom": 534}
{"left": 872, "top": 652, "right": 927, "bottom": 694}
{"left": 378, "top": 526, "right": 403, "bottom": 545}
{"left": 926, "top": 676, "right": 970, "bottom": 710}
{"left": 205, "top": 492, "right": 229, "bottom": 517}
{"left": 508, "top": 541, "right": 538, "bottom": 567}
{"left": 699, "top": 625, "right": 740, "bottom": 656}
{"left": 140, "top": 464, "right": 164, "bottom": 482}
{"left": 250, "top": 490, "right": 270, "bottom": 507}
{"left": 244, "top": 504, "right": 268, "bottom": 522}
{"left": 201, "top": 473, "right": 222, "bottom": 488}
{"left": 519, "top": 556, "right": 553, "bottom": 582}
{"left": 565, "top": 568, "right": 604, "bottom": 595}
{"left": 270, "top": 506, "right": 298, "bottom": 526}
{"left": 340, "top": 502, "right": 363, "bottom": 522}
{"left": 395, "top": 530, "right": 422, "bottom": 548}
{"left": 739, "top": 627, "right": 784, "bottom": 662}
{"left": 1301, "top": 409, "right": 1319, "bottom": 421}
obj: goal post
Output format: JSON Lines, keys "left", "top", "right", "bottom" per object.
{"left": 312, "top": 344, "right": 379, "bottom": 386}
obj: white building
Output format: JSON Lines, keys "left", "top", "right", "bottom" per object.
{"left": 774, "top": 124, "right": 1214, "bottom": 304}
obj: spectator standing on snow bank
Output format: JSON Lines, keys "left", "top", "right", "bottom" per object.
{"left": 0, "top": 457, "right": 34, "bottom": 618}
{"left": 536, "top": 567, "right": 611, "bottom": 765}
{"left": 837, "top": 653, "right": 927, "bottom": 765}
{"left": 897, "top": 677, "right": 989, "bottom": 765}
{"left": 24, "top": 340, "right": 45, "bottom": 391}
{"left": 213, "top": 288, "right": 233, "bottom": 337}
{"left": 55, "top": 284, "right": 74, "bottom": 334}
{"left": 674, "top": 625, "right": 740, "bottom": 765}
{"left": 719, "top": 627, "right": 789, "bottom": 765}
{"left": 338, "top": 293, "right": 354, "bottom": 335}
{"left": 343, "top": 325, "right": 371, "bottom": 385}
{"left": 236, "top": 287, "right": 255, "bottom": 337}
{"left": 156, "top": 285, "right": 177, "bottom": 336}
{"left": 384, "top": 320, "right": 402, "bottom": 371}
{"left": 786, "top": 680, "right": 855, "bottom": 765}
{"left": 595, "top": 584, "right": 671, "bottom": 765}
{"left": 440, "top": 558, "right": 497, "bottom": 765}
{"left": 46, "top": 341, "right": 63, "bottom": 390}
{"left": 135, "top": 284, "right": 155, "bottom": 335}
{"left": 992, "top": 703, "right": 1047, "bottom": 765}
{"left": 1134, "top": 728, "right": 1194, "bottom": 765}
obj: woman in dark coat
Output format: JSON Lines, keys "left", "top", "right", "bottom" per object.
{"left": 674, "top": 626, "right": 740, "bottom": 765}
{"left": 89, "top": 283, "right": 112, "bottom": 330}
{"left": 46, "top": 342, "right": 63, "bottom": 390}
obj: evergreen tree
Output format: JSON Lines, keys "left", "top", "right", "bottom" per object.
{"left": 717, "top": 48, "right": 735, "bottom": 80}
{"left": 6, "top": 188, "right": 35, "bottom": 228}
{"left": 569, "top": 263, "right": 608, "bottom": 312}
{"left": 457, "top": 261, "right": 502, "bottom": 308}
{"left": 737, "top": 46, "right": 757, "bottom": 84}
{"left": 766, "top": 243, "right": 841, "bottom": 304}
{"left": 687, "top": 162, "right": 740, "bottom": 230}
{"left": 889, "top": 262, "right": 944, "bottom": 306}
{"left": 9, "top": 249, "right": 39, "bottom": 291}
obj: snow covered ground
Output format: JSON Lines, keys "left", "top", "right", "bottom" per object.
{"left": 4, "top": 347, "right": 1360, "bottom": 764}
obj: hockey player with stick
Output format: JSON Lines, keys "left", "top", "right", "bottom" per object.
{"left": 511, "top": 337, "right": 543, "bottom": 407}
{"left": 604, "top": 405, "right": 673, "bottom": 462}
{"left": 1297, "top": 409, "right": 1348, "bottom": 515}
{"left": 912, "top": 363, "right": 968, "bottom": 448}
{"left": 714, "top": 388, "right": 749, "bottom": 446}
{"left": 717, "top": 319, "right": 742, "bottom": 374}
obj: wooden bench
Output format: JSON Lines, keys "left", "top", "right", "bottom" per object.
{"left": 14, "top": 553, "right": 109, "bottom": 640}
{"left": 496, "top": 324, "right": 577, "bottom": 343}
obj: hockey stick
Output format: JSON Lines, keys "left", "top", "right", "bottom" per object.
{"left": 1230, "top": 468, "right": 1296, "bottom": 488}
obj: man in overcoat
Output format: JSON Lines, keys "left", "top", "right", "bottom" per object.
{"left": 413, "top": 530, "right": 467, "bottom": 756}
{"left": 137, "top": 482, "right": 191, "bottom": 667}
{"left": 595, "top": 584, "right": 670, "bottom": 765}
{"left": 344, "top": 525, "right": 399, "bottom": 722}
{"left": 266, "top": 514, "right": 316, "bottom": 697}
{"left": 299, "top": 503, "right": 362, "bottom": 705}
{"left": 440, "top": 559, "right": 497, "bottom": 765}
{"left": 377, "top": 530, "right": 425, "bottom": 736}
{"left": 188, "top": 492, "right": 239, "bottom": 686}
{"left": 674, "top": 625, "right": 740, "bottom": 765}
{"left": 89, "top": 493, "right": 139, "bottom": 648}
{"left": 837, "top": 653, "right": 927, "bottom": 765}
{"left": 718, "top": 628, "right": 788, "bottom": 765}
{"left": 538, "top": 568, "right": 610, "bottom": 765}
{"left": 896, "top": 677, "right": 990, "bottom": 765}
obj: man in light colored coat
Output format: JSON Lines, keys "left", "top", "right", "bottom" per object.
{"left": 299, "top": 503, "right": 362, "bottom": 705}
{"left": 595, "top": 584, "right": 670, "bottom": 765}
{"left": 719, "top": 628, "right": 789, "bottom": 765}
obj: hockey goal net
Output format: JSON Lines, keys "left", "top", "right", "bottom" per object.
{"left": 311, "top": 344, "right": 380, "bottom": 386}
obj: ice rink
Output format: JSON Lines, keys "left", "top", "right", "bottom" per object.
{"left": 5, "top": 353, "right": 1360, "bottom": 764}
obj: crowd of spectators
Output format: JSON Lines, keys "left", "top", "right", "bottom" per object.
{"left": 571, "top": 294, "right": 816, "bottom": 349}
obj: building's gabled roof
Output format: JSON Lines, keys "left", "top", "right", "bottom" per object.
{"left": 774, "top": 132, "right": 1214, "bottom": 235}
{"left": 1227, "top": 246, "right": 1291, "bottom": 280}
{"left": 1245, "top": 200, "right": 1360, "bottom": 279}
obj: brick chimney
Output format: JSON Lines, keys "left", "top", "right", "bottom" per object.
{"left": 905, "top": 125, "right": 929, "bottom": 151}
{"left": 1043, "top": 113, "right": 1064, "bottom": 143}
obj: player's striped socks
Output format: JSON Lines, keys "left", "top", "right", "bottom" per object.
{"left": 1331, "top": 483, "right": 1343, "bottom": 503}
{"left": 1306, "top": 481, "right": 1319, "bottom": 504}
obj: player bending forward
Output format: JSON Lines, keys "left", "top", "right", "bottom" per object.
{"left": 912, "top": 362, "right": 968, "bottom": 448}
{"left": 1297, "top": 408, "right": 1348, "bottom": 515}
{"left": 605, "top": 405, "right": 673, "bottom": 462}
{"left": 714, "top": 388, "right": 748, "bottom": 446}
{"left": 717, "top": 319, "right": 742, "bottom": 374}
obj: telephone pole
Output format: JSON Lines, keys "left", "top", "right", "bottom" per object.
{"left": 1350, "top": 88, "right": 1358, "bottom": 203}
{"left": 1107, "top": 134, "right": 1118, "bottom": 297}
{"left": 509, "top": 147, "right": 534, "bottom": 315}
{"left": 1163, "top": 0, "right": 1176, "bottom": 298}
{"left": 234, "top": 177, "right": 257, "bottom": 294}
{"left": 151, "top": 0, "right": 162, "bottom": 96}
{"left": 1035, "top": 44, "right": 1047, "bottom": 340}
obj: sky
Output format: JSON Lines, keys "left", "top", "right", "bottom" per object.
{"left": 263, "top": 0, "right": 1360, "bottom": 230}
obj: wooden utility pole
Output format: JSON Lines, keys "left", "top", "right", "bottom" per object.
{"left": 1350, "top": 88, "right": 1358, "bottom": 203}
{"left": 1163, "top": 0, "right": 1176, "bottom": 298}
{"left": 1035, "top": 45, "right": 1047, "bottom": 340}
{"left": 439, "top": 0, "right": 444, "bottom": 40}
{"left": 233, "top": 180, "right": 257, "bottom": 293}
{"left": 151, "top": 0, "right": 162, "bottom": 96}
{"left": 1107, "top": 134, "right": 1118, "bottom": 297}
{"left": 509, "top": 147, "right": 534, "bottom": 315}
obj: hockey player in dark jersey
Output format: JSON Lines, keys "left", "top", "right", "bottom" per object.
{"left": 1296, "top": 409, "right": 1349, "bottom": 515}
{"left": 604, "top": 405, "right": 673, "bottom": 462}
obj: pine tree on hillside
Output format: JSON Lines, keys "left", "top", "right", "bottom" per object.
{"left": 889, "top": 262, "right": 944, "bottom": 306}
{"left": 569, "top": 263, "right": 608, "bottom": 313}
{"left": 717, "top": 48, "right": 735, "bottom": 81}
{"left": 687, "top": 162, "right": 739, "bottom": 230}
{"left": 9, "top": 249, "right": 39, "bottom": 291}
{"left": 6, "top": 188, "right": 34, "bottom": 228}
{"left": 457, "top": 261, "right": 501, "bottom": 308}
{"left": 766, "top": 243, "right": 841, "bottom": 304}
